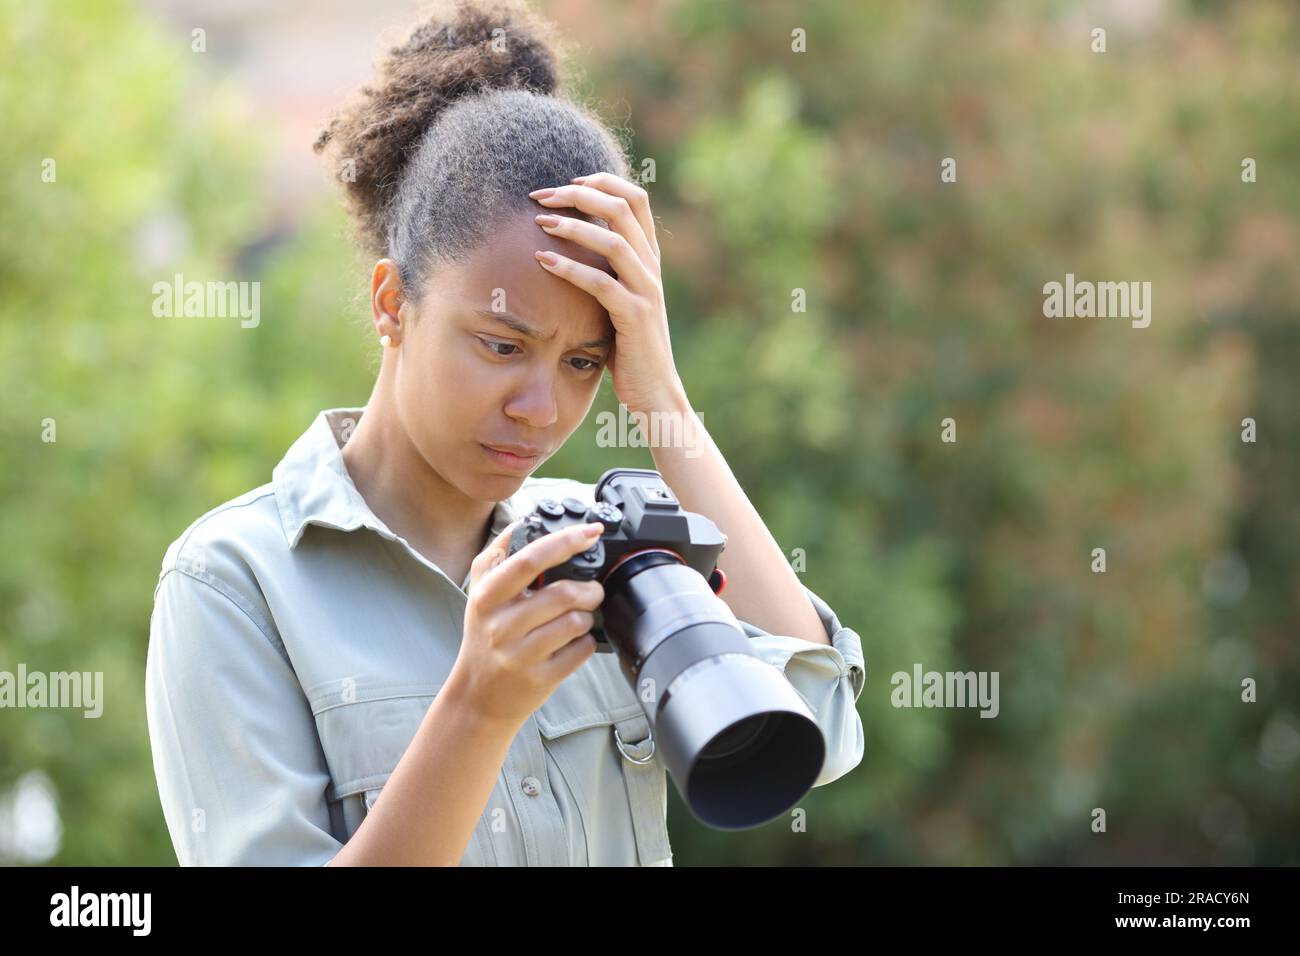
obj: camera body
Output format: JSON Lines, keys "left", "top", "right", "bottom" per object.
{"left": 508, "top": 468, "right": 728, "bottom": 656}
{"left": 506, "top": 467, "right": 827, "bottom": 831}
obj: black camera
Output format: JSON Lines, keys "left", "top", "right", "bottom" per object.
{"left": 507, "top": 467, "right": 826, "bottom": 830}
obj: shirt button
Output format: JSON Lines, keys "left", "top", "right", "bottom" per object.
{"left": 521, "top": 776, "right": 542, "bottom": 797}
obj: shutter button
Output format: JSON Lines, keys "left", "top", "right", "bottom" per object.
{"left": 521, "top": 776, "right": 542, "bottom": 796}
{"left": 537, "top": 498, "right": 565, "bottom": 518}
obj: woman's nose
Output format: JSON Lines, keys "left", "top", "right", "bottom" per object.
{"left": 504, "top": 374, "right": 559, "bottom": 428}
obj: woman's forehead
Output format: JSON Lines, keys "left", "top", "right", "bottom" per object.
{"left": 432, "top": 211, "right": 614, "bottom": 336}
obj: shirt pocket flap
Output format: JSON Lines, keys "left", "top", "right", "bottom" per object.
{"left": 534, "top": 654, "right": 645, "bottom": 738}
{"left": 535, "top": 700, "right": 644, "bottom": 738}
{"left": 534, "top": 671, "right": 673, "bottom": 866}
{"left": 309, "top": 681, "right": 438, "bottom": 801}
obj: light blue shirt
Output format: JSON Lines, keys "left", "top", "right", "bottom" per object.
{"left": 145, "top": 406, "right": 866, "bottom": 865}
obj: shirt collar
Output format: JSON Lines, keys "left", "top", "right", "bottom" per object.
{"left": 272, "top": 406, "right": 519, "bottom": 557}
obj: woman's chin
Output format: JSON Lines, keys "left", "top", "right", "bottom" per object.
{"left": 472, "top": 469, "right": 529, "bottom": 497}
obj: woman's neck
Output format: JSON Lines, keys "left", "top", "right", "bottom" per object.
{"left": 339, "top": 387, "right": 496, "bottom": 569}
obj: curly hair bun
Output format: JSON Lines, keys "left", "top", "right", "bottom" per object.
{"left": 314, "top": 0, "right": 565, "bottom": 257}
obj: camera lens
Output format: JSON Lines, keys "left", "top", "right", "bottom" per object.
{"left": 599, "top": 554, "right": 826, "bottom": 830}
{"left": 699, "top": 713, "right": 771, "bottom": 763}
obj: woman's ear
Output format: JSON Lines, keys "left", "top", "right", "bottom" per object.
{"left": 370, "top": 258, "right": 405, "bottom": 343}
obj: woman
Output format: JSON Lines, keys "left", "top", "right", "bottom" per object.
{"left": 145, "top": 0, "right": 865, "bottom": 867}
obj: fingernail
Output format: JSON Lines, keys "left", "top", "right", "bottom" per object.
{"left": 583, "top": 523, "right": 604, "bottom": 535}
{"left": 535, "top": 214, "right": 560, "bottom": 227}
{"left": 529, "top": 187, "right": 556, "bottom": 199}
{"left": 570, "top": 176, "right": 588, "bottom": 184}
{"left": 535, "top": 250, "right": 558, "bottom": 266}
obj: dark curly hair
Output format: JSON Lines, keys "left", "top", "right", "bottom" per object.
{"left": 313, "top": 0, "right": 632, "bottom": 301}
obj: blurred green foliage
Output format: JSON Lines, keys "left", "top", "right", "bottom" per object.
{"left": 1, "top": 0, "right": 1296, "bottom": 864}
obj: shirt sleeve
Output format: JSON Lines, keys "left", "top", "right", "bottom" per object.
{"left": 734, "top": 585, "right": 866, "bottom": 788}
{"left": 145, "top": 567, "right": 343, "bottom": 866}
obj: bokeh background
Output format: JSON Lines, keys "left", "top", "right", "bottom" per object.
{"left": 2, "top": 0, "right": 1297, "bottom": 865}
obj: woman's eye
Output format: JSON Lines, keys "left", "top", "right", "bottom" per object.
{"left": 479, "top": 338, "right": 520, "bottom": 358}
{"left": 479, "top": 337, "right": 600, "bottom": 371}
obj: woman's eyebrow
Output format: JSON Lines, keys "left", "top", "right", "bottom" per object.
{"left": 473, "top": 308, "right": 612, "bottom": 350}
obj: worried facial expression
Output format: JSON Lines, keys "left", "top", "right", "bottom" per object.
{"left": 392, "top": 208, "right": 616, "bottom": 500}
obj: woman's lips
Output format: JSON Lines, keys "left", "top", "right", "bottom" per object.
{"left": 480, "top": 444, "right": 541, "bottom": 472}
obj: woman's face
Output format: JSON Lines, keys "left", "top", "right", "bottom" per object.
{"left": 392, "top": 210, "right": 615, "bottom": 501}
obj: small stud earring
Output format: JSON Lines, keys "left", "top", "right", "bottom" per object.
{"left": 379, "top": 334, "right": 392, "bottom": 348}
